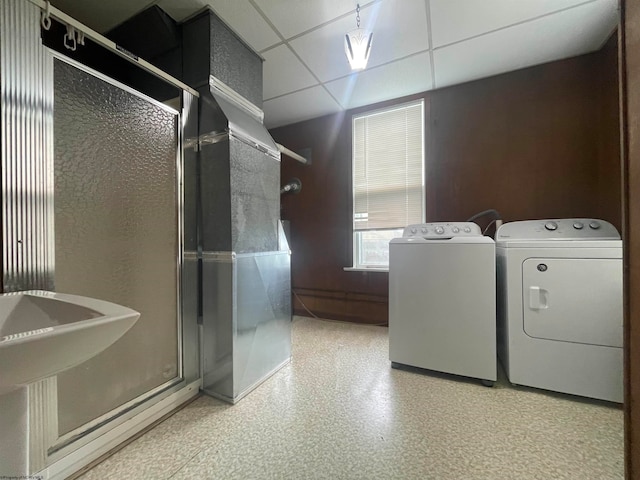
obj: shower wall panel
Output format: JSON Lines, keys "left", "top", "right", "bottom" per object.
{"left": 0, "top": 0, "right": 55, "bottom": 293}
{"left": 53, "top": 59, "right": 180, "bottom": 435}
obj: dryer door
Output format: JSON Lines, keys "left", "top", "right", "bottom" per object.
{"left": 522, "top": 257, "right": 622, "bottom": 347}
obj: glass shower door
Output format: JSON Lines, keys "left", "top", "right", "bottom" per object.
{"left": 52, "top": 57, "right": 181, "bottom": 439}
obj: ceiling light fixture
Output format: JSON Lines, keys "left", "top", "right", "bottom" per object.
{"left": 344, "top": 3, "right": 373, "bottom": 71}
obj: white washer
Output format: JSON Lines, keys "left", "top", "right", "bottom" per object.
{"left": 389, "top": 222, "right": 497, "bottom": 384}
{"left": 496, "top": 218, "right": 623, "bottom": 402}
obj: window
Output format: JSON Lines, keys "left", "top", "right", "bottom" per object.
{"left": 351, "top": 100, "right": 425, "bottom": 269}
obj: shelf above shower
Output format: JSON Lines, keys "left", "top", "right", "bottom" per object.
{"left": 0, "top": 291, "right": 139, "bottom": 395}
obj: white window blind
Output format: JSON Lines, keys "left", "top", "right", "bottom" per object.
{"left": 353, "top": 101, "right": 424, "bottom": 231}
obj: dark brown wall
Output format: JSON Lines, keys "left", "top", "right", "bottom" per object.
{"left": 276, "top": 112, "right": 390, "bottom": 324}
{"left": 597, "top": 36, "right": 622, "bottom": 227}
{"left": 428, "top": 44, "right": 619, "bottom": 228}
{"left": 622, "top": 0, "right": 640, "bottom": 476}
{"left": 273, "top": 42, "right": 621, "bottom": 325}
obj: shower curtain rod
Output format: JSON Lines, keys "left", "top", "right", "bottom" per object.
{"left": 27, "top": 0, "right": 199, "bottom": 98}
{"left": 276, "top": 143, "right": 309, "bottom": 165}
{"left": 27, "top": 0, "right": 311, "bottom": 166}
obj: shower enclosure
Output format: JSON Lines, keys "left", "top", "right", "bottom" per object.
{"left": 0, "top": 1, "right": 199, "bottom": 475}
{"left": 1, "top": 1, "right": 291, "bottom": 477}
{"left": 52, "top": 56, "right": 182, "bottom": 439}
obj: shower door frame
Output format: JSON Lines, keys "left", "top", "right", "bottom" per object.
{"left": 27, "top": 49, "right": 199, "bottom": 475}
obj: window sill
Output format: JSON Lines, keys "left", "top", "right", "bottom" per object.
{"left": 343, "top": 266, "right": 389, "bottom": 273}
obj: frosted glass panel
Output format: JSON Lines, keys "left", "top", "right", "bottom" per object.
{"left": 53, "top": 59, "right": 180, "bottom": 435}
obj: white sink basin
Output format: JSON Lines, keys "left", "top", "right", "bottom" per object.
{"left": 0, "top": 291, "right": 139, "bottom": 395}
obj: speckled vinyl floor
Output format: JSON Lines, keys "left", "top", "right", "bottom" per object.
{"left": 78, "top": 316, "right": 623, "bottom": 480}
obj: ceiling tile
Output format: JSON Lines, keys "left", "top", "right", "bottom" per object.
{"left": 205, "top": 0, "right": 282, "bottom": 51}
{"left": 263, "top": 86, "right": 342, "bottom": 128}
{"left": 430, "top": 0, "right": 594, "bottom": 48}
{"left": 290, "top": 0, "right": 429, "bottom": 83}
{"left": 263, "top": 46, "right": 318, "bottom": 100}
{"left": 254, "top": 0, "right": 375, "bottom": 40}
{"left": 325, "top": 52, "right": 432, "bottom": 109}
{"left": 51, "top": 0, "right": 151, "bottom": 33}
{"left": 433, "top": 0, "right": 618, "bottom": 89}
{"left": 157, "top": 0, "right": 281, "bottom": 51}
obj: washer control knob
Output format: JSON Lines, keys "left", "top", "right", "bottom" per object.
{"left": 589, "top": 221, "right": 601, "bottom": 230}
{"left": 463, "top": 226, "right": 471, "bottom": 233}
{"left": 421, "top": 227, "right": 427, "bottom": 233}
{"left": 434, "top": 226, "right": 445, "bottom": 235}
{"left": 544, "top": 221, "right": 558, "bottom": 231}
{"left": 573, "top": 222, "right": 584, "bottom": 230}
{"left": 452, "top": 227, "right": 460, "bottom": 234}
{"left": 411, "top": 228, "right": 417, "bottom": 234}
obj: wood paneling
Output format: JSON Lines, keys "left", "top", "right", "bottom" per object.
{"left": 292, "top": 288, "right": 388, "bottom": 325}
{"left": 272, "top": 43, "right": 620, "bottom": 325}
{"left": 597, "top": 35, "right": 622, "bottom": 229}
{"left": 622, "top": 0, "right": 640, "bottom": 476}
{"left": 275, "top": 112, "right": 390, "bottom": 322}
{"left": 428, "top": 51, "right": 615, "bottom": 227}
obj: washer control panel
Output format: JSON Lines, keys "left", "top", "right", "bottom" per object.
{"left": 402, "top": 222, "right": 482, "bottom": 238}
{"left": 496, "top": 218, "right": 620, "bottom": 241}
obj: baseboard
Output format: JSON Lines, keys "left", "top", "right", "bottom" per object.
{"left": 292, "top": 288, "right": 388, "bottom": 325}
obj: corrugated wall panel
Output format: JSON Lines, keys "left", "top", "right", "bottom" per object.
{"left": 0, "top": 0, "right": 55, "bottom": 292}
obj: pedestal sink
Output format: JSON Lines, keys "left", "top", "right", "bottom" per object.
{"left": 0, "top": 290, "right": 140, "bottom": 395}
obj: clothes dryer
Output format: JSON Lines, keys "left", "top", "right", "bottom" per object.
{"left": 389, "top": 222, "right": 497, "bottom": 385}
{"left": 496, "top": 219, "right": 623, "bottom": 402}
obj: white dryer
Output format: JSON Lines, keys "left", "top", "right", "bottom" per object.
{"left": 389, "top": 222, "right": 496, "bottom": 385}
{"left": 496, "top": 218, "right": 623, "bottom": 402}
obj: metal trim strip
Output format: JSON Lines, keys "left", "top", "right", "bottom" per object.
{"left": 210, "top": 75, "right": 263, "bottom": 121}
{"left": 200, "top": 250, "right": 291, "bottom": 261}
{"left": 184, "top": 251, "right": 198, "bottom": 260}
{"left": 38, "top": 380, "right": 201, "bottom": 480}
{"left": 235, "top": 250, "right": 291, "bottom": 258}
{"left": 229, "top": 130, "right": 280, "bottom": 161}
{"left": 199, "top": 130, "right": 230, "bottom": 146}
{"left": 49, "top": 377, "right": 184, "bottom": 454}
{"left": 202, "top": 251, "right": 236, "bottom": 262}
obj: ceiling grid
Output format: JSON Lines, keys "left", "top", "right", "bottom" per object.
{"left": 49, "top": 0, "right": 619, "bottom": 128}
{"left": 424, "top": 0, "right": 437, "bottom": 89}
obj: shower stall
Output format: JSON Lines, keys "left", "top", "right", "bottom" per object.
{"left": 1, "top": 0, "right": 198, "bottom": 477}
{"left": 0, "top": 1, "right": 291, "bottom": 477}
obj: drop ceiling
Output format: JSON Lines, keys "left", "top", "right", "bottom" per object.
{"left": 49, "top": 0, "right": 619, "bottom": 128}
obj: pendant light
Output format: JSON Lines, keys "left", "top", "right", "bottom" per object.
{"left": 344, "top": 3, "right": 373, "bottom": 71}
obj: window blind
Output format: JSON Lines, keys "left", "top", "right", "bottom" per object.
{"left": 353, "top": 101, "right": 424, "bottom": 231}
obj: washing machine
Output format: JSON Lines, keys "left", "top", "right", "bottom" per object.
{"left": 496, "top": 218, "right": 623, "bottom": 402}
{"left": 389, "top": 222, "right": 497, "bottom": 384}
